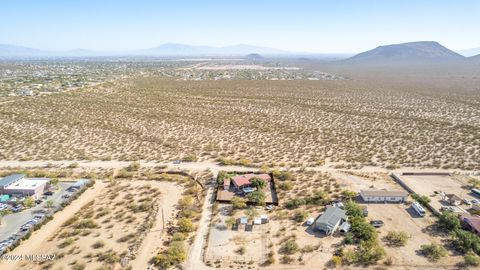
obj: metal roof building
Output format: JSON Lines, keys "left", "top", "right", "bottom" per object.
{"left": 315, "top": 206, "right": 347, "bottom": 235}
{"left": 0, "top": 174, "right": 26, "bottom": 189}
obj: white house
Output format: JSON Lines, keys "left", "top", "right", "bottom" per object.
{"left": 360, "top": 189, "right": 408, "bottom": 203}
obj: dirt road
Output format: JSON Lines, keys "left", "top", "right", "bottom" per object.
{"left": 130, "top": 181, "right": 182, "bottom": 270}
{"left": 0, "top": 180, "right": 107, "bottom": 270}
{"left": 184, "top": 185, "right": 215, "bottom": 270}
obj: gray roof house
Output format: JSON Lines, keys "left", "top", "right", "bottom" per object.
{"left": 0, "top": 174, "right": 26, "bottom": 189}
{"left": 315, "top": 206, "right": 347, "bottom": 235}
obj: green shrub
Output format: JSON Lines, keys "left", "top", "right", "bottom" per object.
{"left": 282, "top": 240, "right": 299, "bottom": 255}
{"left": 420, "top": 243, "right": 447, "bottom": 262}
{"left": 178, "top": 218, "right": 195, "bottom": 233}
{"left": 384, "top": 231, "right": 409, "bottom": 247}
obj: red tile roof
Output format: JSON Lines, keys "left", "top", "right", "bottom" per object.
{"left": 232, "top": 173, "right": 271, "bottom": 187}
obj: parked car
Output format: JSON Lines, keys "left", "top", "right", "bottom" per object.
{"left": 44, "top": 191, "right": 54, "bottom": 196}
{"left": 471, "top": 199, "right": 480, "bottom": 204}
{"left": 306, "top": 217, "right": 315, "bottom": 226}
{"left": 62, "top": 194, "right": 71, "bottom": 199}
{"left": 463, "top": 199, "right": 472, "bottom": 205}
{"left": 370, "top": 220, "right": 384, "bottom": 228}
{"left": 173, "top": 160, "right": 182, "bottom": 164}
{"left": 265, "top": 205, "right": 274, "bottom": 211}
{"left": 12, "top": 205, "right": 24, "bottom": 212}
{"left": 35, "top": 199, "right": 43, "bottom": 204}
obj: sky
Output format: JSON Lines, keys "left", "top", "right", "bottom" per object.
{"left": 1, "top": 0, "right": 479, "bottom": 53}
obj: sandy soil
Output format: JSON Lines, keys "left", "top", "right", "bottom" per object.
{"left": 130, "top": 181, "right": 182, "bottom": 270}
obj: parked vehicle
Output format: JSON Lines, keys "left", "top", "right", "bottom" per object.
{"left": 44, "top": 191, "right": 54, "bottom": 196}
{"left": 12, "top": 204, "right": 24, "bottom": 212}
{"left": 370, "top": 220, "right": 384, "bottom": 228}
{"left": 412, "top": 201, "right": 426, "bottom": 217}
{"left": 62, "top": 194, "right": 71, "bottom": 199}
{"left": 306, "top": 217, "right": 315, "bottom": 226}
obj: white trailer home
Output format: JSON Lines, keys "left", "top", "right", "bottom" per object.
{"left": 360, "top": 189, "right": 409, "bottom": 203}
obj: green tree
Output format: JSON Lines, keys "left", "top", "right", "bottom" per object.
{"left": 451, "top": 229, "right": 480, "bottom": 255}
{"left": 50, "top": 178, "right": 60, "bottom": 189}
{"left": 469, "top": 178, "right": 480, "bottom": 189}
{"left": 282, "top": 240, "right": 299, "bottom": 254}
{"left": 177, "top": 218, "right": 195, "bottom": 233}
{"left": 247, "top": 190, "right": 266, "bottom": 206}
{"left": 345, "top": 201, "right": 365, "bottom": 218}
{"left": 384, "top": 231, "right": 409, "bottom": 247}
{"left": 45, "top": 199, "right": 54, "bottom": 208}
{"left": 231, "top": 197, "right": 247, "bottom": 209}
{"left": 350, "top": 216, "right": 377, "bottom": 242}
{"left": 250, "top": 178, "right": 266, "bottom": 190}
{"left": 244, "top": 208, "right": 258, "bottom": 220}
{"left": 22, "top": 197, "right": 35, "bottom": 208}
{"left": 412, "top": 193, "right": 431, "bottom": 206}
{"left": 438, "top": 212, "right": 461, "bottom": 231}
{"left": 464, "top": 251, "right": 480, "bottom": 267}
{"left": 293, "top": 210, "right": 309, "bottom": 223}
{"left": 341, "top": 190, "right": 358, "bottom": 200}
{"left": 420, "top": 243, "right": 447, "bottom": 262}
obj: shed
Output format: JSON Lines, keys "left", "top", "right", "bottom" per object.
{"left": 239, "top": 217, "right": 248, "bottom": 225}
{"left": 260, "top": 214, "right": 269, "bottom": 224}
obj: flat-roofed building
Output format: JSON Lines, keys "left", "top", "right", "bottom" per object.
{"left": 0, "top": 174, "right": 50, "bottom": 199}
{"left": 360, "top": 189, "right": 408, "bottom": 203}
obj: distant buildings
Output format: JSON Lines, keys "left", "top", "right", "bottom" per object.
{"left": 360, "top": 189, "right": 409, "bottom": 203}
{"left": 18, "top": 88, "right": 34, "bottom": 96}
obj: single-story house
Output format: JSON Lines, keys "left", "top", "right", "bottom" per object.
{"left": 444, "top": 194, "right": 462, "bottom": 206}
{"left": 460, "top": 215, "right": 480, "bottom": 236}
{"left": 360, "top": 189, "right": 408, "bottom": 203}
{"left": 315, "top": 206, "right": 347, "bottom": 235}
{"left": 232, "top": 173, "right": 271, "bottom": 189}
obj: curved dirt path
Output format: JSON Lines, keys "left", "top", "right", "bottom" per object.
{"left": 130, "top": 181, "right": 182, "bottom": 270}
{"left": 0, "top": 180, "right": 107, "bottom": 270}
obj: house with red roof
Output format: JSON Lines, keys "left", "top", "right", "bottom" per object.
{"left": 232, "top": 173, "right": 271, "bottom": 189}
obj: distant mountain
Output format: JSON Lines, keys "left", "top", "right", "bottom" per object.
{"left": 0, "top": 43, "right": 290, "bottom": 57}
{"left": 0, "top": 44, "right": 49, "bottom": 57}
{"left": 345, "top": 41, "right": 465, "bottom": 64}
{"left": 458, "top": 47, "right": 480, "bottom": 57}
{"left": 135, "top": 43, "right": 289, "bottom": 56}
{"left": 244, "top": 53, "right": 264, "bottom": 60}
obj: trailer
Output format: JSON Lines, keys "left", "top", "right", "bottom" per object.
{"left": 412, "top": 201, "right": 426, "bottom": 217}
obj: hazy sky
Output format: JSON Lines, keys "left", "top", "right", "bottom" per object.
{"left": 1, "top": 0, "right": 479, "bottom": 53}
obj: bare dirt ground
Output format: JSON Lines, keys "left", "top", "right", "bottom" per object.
{"left": 398, "top": 174, "right": 477, "bottom": 212}
{"left": 363, "top": 203, "right": 462, "bottom": 268}
{"left": 4, "top": 180, "right": 182, "bottom": 270}
{"left": 0, "top": 77, "right": 478, "bottom": 170}
{"left": 130, "top": 181, "right": 182, "bottom": 270}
